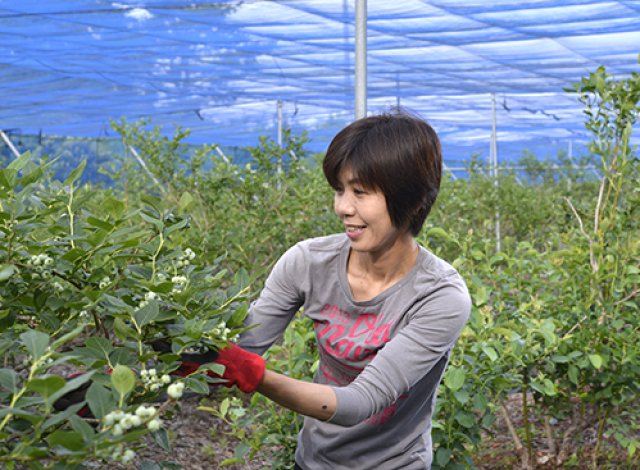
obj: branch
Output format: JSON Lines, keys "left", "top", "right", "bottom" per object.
{"left": 565, "top": 197, "right": 598, "bottom": 273}
{"left": 615, "top": 288, "right": 639, "bottom": 306}
{"left": 594, "top": 176, "right": 606, "bottom": 233}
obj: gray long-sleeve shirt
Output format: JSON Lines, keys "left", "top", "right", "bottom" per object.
{"left": 239, "top": 234, "right": 471, "bottom": 470}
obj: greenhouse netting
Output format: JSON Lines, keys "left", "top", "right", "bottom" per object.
{"left": 1, "top": 0, "right": 639, "bottom": 165}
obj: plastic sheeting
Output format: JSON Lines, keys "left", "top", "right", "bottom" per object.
{"left": 1, "top": 0, "right": 639, "bottom": 163}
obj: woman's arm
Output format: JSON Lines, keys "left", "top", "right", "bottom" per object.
{"left": 257, "top": 369, "right": 336, "bottom": 421}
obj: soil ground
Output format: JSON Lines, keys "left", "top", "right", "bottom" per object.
{"left": 122, "top": 392, "right": 638, "bottom": 470}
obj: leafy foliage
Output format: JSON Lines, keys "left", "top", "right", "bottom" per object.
{"left": 1, "top": 61, "right": 639, "bottom": 469}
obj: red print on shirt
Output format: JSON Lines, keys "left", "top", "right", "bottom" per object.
{"left": 315, "top": 304, "right": 391, "bottom": 363}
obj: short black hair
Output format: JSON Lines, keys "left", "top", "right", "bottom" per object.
{"left": 323, "top": 111, "right": 442, "bottom": 236}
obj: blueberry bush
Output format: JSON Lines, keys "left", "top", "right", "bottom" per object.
{"left": 1, "top": 62, "right": 638, "bottom": 469}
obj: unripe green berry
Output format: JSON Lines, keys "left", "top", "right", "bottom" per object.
{"left": 147, "top": 418, "right": 162, "bottom": 432}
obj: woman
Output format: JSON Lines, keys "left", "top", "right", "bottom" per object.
{"left": 213, "top": 111, "right": 471, "bottom": 469}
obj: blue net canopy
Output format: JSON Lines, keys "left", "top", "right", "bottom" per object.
{"left": 1, "top": 0, "right": 639, "bottom": 164}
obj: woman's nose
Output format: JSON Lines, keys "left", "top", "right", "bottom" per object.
{"left": 334, "top": 192, "right": 354, "bottom": 217}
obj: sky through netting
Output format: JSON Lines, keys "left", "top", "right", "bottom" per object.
{"left": 1, "top": 0, "right": 639, "bottom": 164}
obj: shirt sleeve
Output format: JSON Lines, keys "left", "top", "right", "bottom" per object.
{"left": 329, "top": 274, "right": 471, "bottom": 426}
{"left": 237, "top": 244, "right": 307, "bottom": 356}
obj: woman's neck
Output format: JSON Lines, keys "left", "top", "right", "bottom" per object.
{"left": 347, "top": 235, "right": 419, "bottom": 301}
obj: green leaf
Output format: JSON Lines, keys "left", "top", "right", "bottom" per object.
{"left": 86, "top": 382, "right": 116, "bottom": 419}
{"left": 140, "top": 211, "right": 164, "bottom": 231}
{"left": 198, "top": 362, "right": 225, "bottom": 376}
{"left": 0, "top": 368, "right": 19, "bottom": 393}
{"left": 50, "top": 324, "right": 85, "bottom": 351}
{"left": 138, "top": 462, "right": 162, "bottom": 470}
{"left": 20, "top": 329, "right": 50, "bottom": 361}
{"left": 184, "top": 318, "right": 203, "bottom": 340}
{"left": 165, "top": 217, "right": 190, "bottom": 236}
{"left": 588, "top": 354, "right": 604, "bottom": 369}
{"left": 444, "top": 366, "right": 465, "bottom": 391}
{"left": 85, "top": 337, "right": 114, "bottom": 361}
{"left": 7, "top": 151, "right": 31, "bottom": 171}
{"left": 86, "top": 216, "right": 114, "bottom": 231}
{"left": 133, "top": 300, "right": 159, "bottom": 328}
{"left": 454, "top": 411, "right": 475, "bottom": 428}
{"left": 473, "top": 285, "right": 488, "bottom": 307}
{"left": 543, "top": 378, "right": 557, "bottom": 396}
{"left": 63, "top": 160, "right": 87, "bottom": 186}
{"left": 426, "top": 227, "right": 458, "bottom": 245}
{"left": 179, "top": 191, "right": 195, "bottom": 211}
{"left": 47, "top": 430, "right": 85, "bottom": 451}
{"left": 43, "top": 403, "right": 85, "bottom": 430}
{"left": 220, "top": 397, "right": 230, "bottom": 419}
{"left": 538, "top": 328, "right": 556, "bottom": 347}
{"left": 69, "top": 414, "right": 96, "bottom": 443}
{"left": 111, "top": 364, "right": 135, "bottom": 400}
{"left": 0, "top": 264, "right": 16, "bottom": 282}
{"left": 19, "top": 166, "right": 43, "bottom": 187}
{"left": 481, "top": 345, "right": 498, "bottom": 362}
{"left": 184, "top": 376, "right": 211, "bottom": 394}
{"left": 551, "top": 354, "right": 570, "bottom": 363}
{"left": 102, "top": 196, "right": 125, "bottom": 218}
{"left": 454, "top": 389, "right": 470, "bottom": 404}
{"left": 113, "top": 317, "right": 137, "bottom": 341}
{"left": 436, "top": 447, "right": 452, "bottom": 466}
{"left": 568, "top": 365, "right": 579, "bottom": 385}
{"left": 151, "top": 428, "right": 171, "bottom": 452}
{"left": 27, "top": 376, "right": 66, "bottom": 399}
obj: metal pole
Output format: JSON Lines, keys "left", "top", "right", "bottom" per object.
{"left": 214, "top": 145, "right": 230, "bottom": 164}
{"left": 0, "top": 130, "right": 21, "bottom": 158}
{"left": 491, "top": 93, "right": 501, "bottom": 252}
{"left": 355, "top": 0, "right": 367, "bottom": 119}
{"left": 277, "top": 99, "right": 283, "bottom": 147}
{"left": 128, "top": 145, "right": 166, "bottom": 194}
{"left": 443, "top": 162, "right": 457, "bottom": 180}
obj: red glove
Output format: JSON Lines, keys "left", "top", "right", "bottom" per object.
{"left": 174, "top": 349, "right": 220, "bottom": 377}
{"left": 151, "top": 340, "right": 265, "bottom": 393}
{"left": 214, "top": 343, "right": 266, "bottom": 393}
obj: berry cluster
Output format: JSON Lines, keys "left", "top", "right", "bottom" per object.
{"left": 138, "top": 291, "right": 158, "bottom": 309}
{"left": 175, "top": 247, "right": 196, "bottom": 268}
{"left": 171, "top": 275, "right": 188, "bottom": 293}
{"left": 27, "top": 254, "right": 53, "bottom": 279}
{"left": 110, "top": 447, "right": 136, "bottom": 465}
{"left": 210, "top": 320, "right": 235, "bottom": 342}
{"left": 167, "top": 381, "right": 185, "bottom": 400}
{"left": 98, "top": 276, "right": 111, "bottom": 289}
{"left": 103, "top": 405, "right": 162, "bottom": 436}
{"left": 140, "top": 368, "right": 171, "bottom": 392}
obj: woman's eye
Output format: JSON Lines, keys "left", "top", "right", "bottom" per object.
{"left": 353, "top": 188, "right": 366, "bottom": 195}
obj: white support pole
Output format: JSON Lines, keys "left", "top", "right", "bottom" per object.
{"left": 355, "top": 0, "right": 367, "bottom": 120}
{"left": 128, "top": 145, "right": 166, "bottom": 194}
{"left": 0, "top": 130, "right": 21, "bottom": 158}
{"left": 443, "top": 162, "right": 457, "bottom": 180}
{"left": 277, "top": 99, "right": 283, "bottom": 148}
{"left": 491, "top": 93, "right": 501, "bottom": 252}
{"left": 214, "top": 145, "right": 230, "bottom": 164}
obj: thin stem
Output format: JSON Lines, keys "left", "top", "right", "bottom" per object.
{"left": 151, "top": 232, "right": 164, "bottom": 281}
{"left": 522, "top": 369, "right": 533, "bottom": 469}
{"left": 67, "top": 184, "right": 76, "bottom": 249}
{"left": 0, "top": 351, "right": 53, "bottom": 433}
{"left": 500, "top": 401, "right": 523, "bottom": 452}
{"left": 543, "top": 410, "right": 557, "bottom": 458}
{"left": 592, "top": 407, "right": 610, "bottom": 469}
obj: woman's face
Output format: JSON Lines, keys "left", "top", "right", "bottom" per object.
{"left": 333, "top": 167, "right": 410, "bottom": 256}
